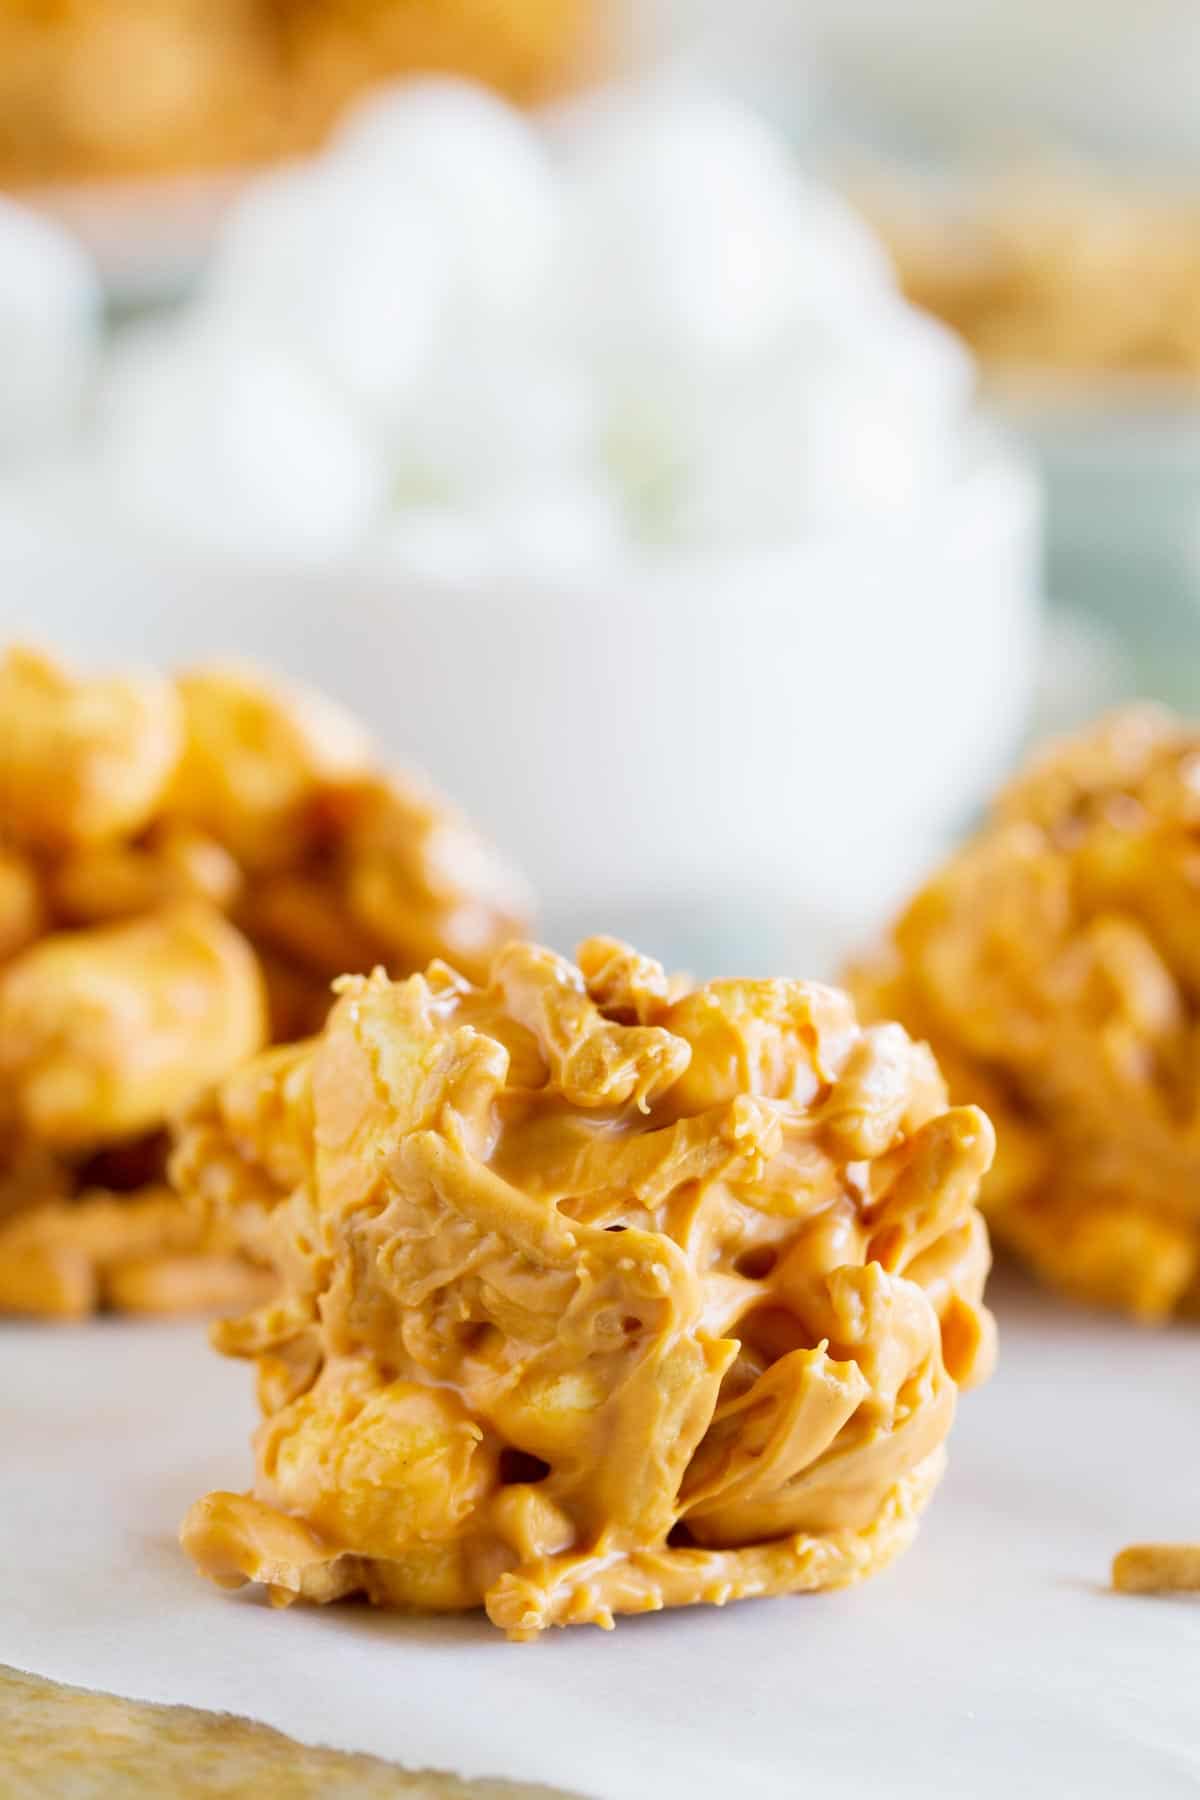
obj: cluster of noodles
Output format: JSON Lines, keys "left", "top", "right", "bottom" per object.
{"left": 0, "top": 0, "right": 590, "bottom": 182}
{"left": 177, "top": 936, "right": 994, "bottom": 1639}
{"left": 0, "top": 0, "right": 591, "bottom": 182}
{"left": 852, "top": 706, "right": 1200, "bottom": 1321}
{"left": 867, "top": 166, "right": 1200, "bottom": 381}
{"left": 0, "top": 646, "right": 528, "bottom": 1317}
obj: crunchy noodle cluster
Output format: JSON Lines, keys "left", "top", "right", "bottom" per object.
{"left": 851, "top": 705, "right": 1200, "bottom": 1322}
{"left": 0, "top": 0, "right": 591, "bottom": 183}
{"left": 867, "top": 166, "right": 1200, "bottom": 382}
{"left": 177, "top": 937, "right": 994, "bottom": 1639}
{"left": 0, "top": 646, "right": 528, "bottom": 1318}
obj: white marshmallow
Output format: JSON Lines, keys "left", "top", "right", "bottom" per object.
{"left": 553, "top": 86, "right": 892, "bottom": 364}
{"left": 387, "top": 326, "right": 597, "bottom": 504}
{"left": 104, "top": 321, "right": 385, "bottom": 563}
{"left": 669, "top": 307, "right": 973, "bottom": 543}
{"left": 95, "top": 76, "right": 976, "bottom": 567}
{"left": 206, "top": 161, "right": 447, "bottom": 426}
{"left": 332, "top": 78, "right": 557, "bottom": 319}
{"left": 0, "top": 196, "right": 100, "bottom": 466}
{"left": 851, "top": 299, "right": 976, "bottom": 419}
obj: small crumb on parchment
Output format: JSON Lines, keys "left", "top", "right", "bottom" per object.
{"left": 1112, "top": 1544, "right": 1200, "bottom": 1594}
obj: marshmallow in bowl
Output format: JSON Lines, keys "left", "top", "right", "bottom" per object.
{"left": 552, "top": 86, "right": 893, "bottom": 363}
{"left": 104, "top": 322, "right": 385, "bottom": 562}
{"left": 673, "top": 304, "right": 975, "bottom": 543}
{"left": 206, "top": 82, "right": 555, "bottom": 430}
{"left": 98, "top": 78, "right": 979, "bottom": 569}
{"left": 0, "top": 195, "right": 99, "bottom": 466}
{"left": 331, "top": 78, "right": 557, "bottom": 321}
{"left": 205, "top": 163, "right": 447, "bottom": 427}
{"left": 386, "top": 331, "right": 596, "bottom": 505}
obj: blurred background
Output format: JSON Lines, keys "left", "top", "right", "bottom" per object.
{"left": 2, "top": 0, "right": 1198, "bottom": 973}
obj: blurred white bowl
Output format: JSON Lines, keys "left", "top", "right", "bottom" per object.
{"left": 0, "top": 426, "right": 1038, "bottom": 964}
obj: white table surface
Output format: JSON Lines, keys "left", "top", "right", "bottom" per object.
{"left": 3, "top": 1269, "right": 1198, "bottom": 1799}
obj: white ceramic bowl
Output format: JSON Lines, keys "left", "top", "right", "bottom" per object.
{"left": 0, "top": 426, "right": 1040, "bottom": 968}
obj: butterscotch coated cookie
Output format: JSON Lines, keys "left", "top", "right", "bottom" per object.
{"left": 0, "top": 645, "right": 529, "bottom": 1319}
{"left": 868, "top": 165, "right": 1200, "bottom": 382}
{"left": 0, "top": 0, "right": 592, "bottom": 183}
{"left": 851, "top": 705, "right": 1200, "bottom": 1321}
{"left": 177, "top": 937, "right": 994, "bottom": 1638}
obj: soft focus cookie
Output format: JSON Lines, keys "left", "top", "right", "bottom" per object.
{"left": 0, "top": 646, "right": 183, "bottom": 852}
{"left": 0, "top": 0, "right": 593, "bottom": 182}
{"left": 177, "top": 937, "right": 993, "bottom": 1638}
{"left": 0, "top": 645, "right": 529, "bottom": 1319}
{"left": 851, "top": 705, "right": 1200, "bottom": 1321}
{"left": 0, "top": 902, "right": 265, "bottom": 1149}
{"left": 867, "top": 165, "right": 1200, "bottom": 382}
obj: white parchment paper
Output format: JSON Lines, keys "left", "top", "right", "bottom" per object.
{"left": 3, "top": 1272, "right": 1198, "bottom": 1799}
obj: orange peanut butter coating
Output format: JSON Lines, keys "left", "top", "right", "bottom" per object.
{"left": 177, "top": 937, "right": 994, "bottom": 1638}
{"left": 0, "top": 644, "right": 529, "bottom": 1318}
{"left": 0, "top": 646, "right": 183, "bottom": 852}
{"left": 850, "top": 705, "right": 1200, "bottom": 1321}
{"left": 0, "top": 0, "right": 593, "bottom": 185}
{"left": 0, "top": 903, "right": 266, "bottom": 1150}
